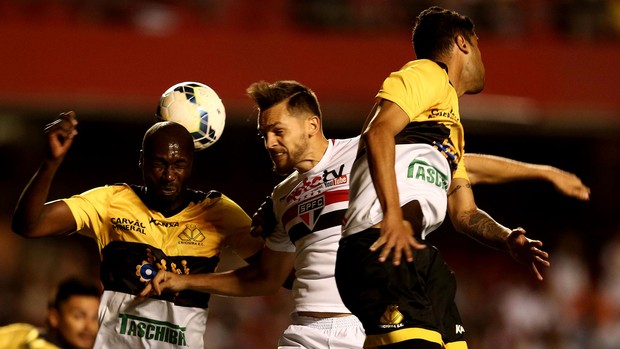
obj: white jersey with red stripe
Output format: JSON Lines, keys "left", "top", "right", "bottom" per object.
{"left": 266, "top": 136, "right": 359, "bottom": 314}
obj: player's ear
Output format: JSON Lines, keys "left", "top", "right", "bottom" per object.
{"left": 455, "top": 35, "right": 469, "bottom": 54}
{"left": 48, "top": 308, "right": 60, "bottom": 329}
{"left": 306, "top": 115, "right": 320, "bottom": 136}
{"left": 138, "top": 150, "right": 144, "bottom": 168}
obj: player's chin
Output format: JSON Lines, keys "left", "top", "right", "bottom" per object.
{"left": 273, "top": 161, "right": 294, "bottom": 176}
{"left": 157, "top": 184, "right": 181, "bottom": 197}
{"left": 72, "top": 334, "right": 97, "bottom": 349}
{"left": 153, "top": 190, "right": 182, "bottom": 207}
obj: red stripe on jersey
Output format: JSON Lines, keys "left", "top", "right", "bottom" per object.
{"left": 281, "top": 189, "right": 349, "bottom": 228}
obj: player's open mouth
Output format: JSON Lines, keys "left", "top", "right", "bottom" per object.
{"left": 271, "top": 151, "right": 286, "bottom": 159}
{"left": 160, "top": 187, "right": 177, "bottom": 195}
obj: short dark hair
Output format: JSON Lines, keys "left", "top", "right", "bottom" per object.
{"left": 412, "top": 6, "right": 476, "bottom": 60}
{"left": 50, "top": 277, "right": 101, "bottom": 310}
{"left": 247, "top": 80, "right": 322, "bottom": 119}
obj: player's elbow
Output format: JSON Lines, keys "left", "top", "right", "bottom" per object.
{"left": 11, "top": 213, "right": 30, "bottom": 236}
{"left": 361, "top": 125, "right": 385, "bottom": 145}
{"left": 11, "top": 220, "right": 37, "bottom": 238}
{"left": 11, "top": 216, "right": 65, "bottom": 238}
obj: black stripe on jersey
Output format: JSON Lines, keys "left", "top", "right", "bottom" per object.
{"left": 128, "top": 185, "right": 222, "bottom": 216}
{"left": 289, "top": 209, "right": 346, "bottom": 244}
{"left": 129, "top": 184, "right": 220, "bottom": 204}
{"left": 101, "top": 241, "right": 219, "bottom": 308}
{"left": 395, "top": 120, "right": 450, "bottom": 147}
{"left": 355, "top": 121, "right": 458, "bottom": 171}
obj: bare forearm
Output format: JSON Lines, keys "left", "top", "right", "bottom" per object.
{"left": 452, "top": 208, "right": 511, "bottom": 251}
{"left": 12, "top": 160, "right": 62, "bottom": 235}
{"left": 465, "top": 153, "right": 551, "bottom": 185}
{"left": 465, "top": 153, "right": 590, "bottom": 200}
{"left": 184, "top": 265, "right": 281, "bottom": 297}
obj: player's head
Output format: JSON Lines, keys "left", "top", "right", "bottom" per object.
{"left": 140, "top": 121, "right": 195, "bottom": 212}
{"left": 248, "top": 80, "right": 324, "bottom": 175}
{"left": 47, "top": 277, "right": 100, "bottom": 349}
{"left": 413, "top": 6, "right": 484, "bottom": 94}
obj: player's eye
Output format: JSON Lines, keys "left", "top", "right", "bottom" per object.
{"left": 151, "top": 160, "right": 165, "bottom": 168}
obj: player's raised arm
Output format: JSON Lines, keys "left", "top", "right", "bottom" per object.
{"left": 464, "top": 153, "right": 590, "bottom": 200}
{"left": 12, "top": 112, "right": 79, "bottom": 238}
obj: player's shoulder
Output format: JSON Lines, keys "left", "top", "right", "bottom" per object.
{"left": 71, "top": 183, "right": 129, "bottom": 198}
{"left": 272, "top": 172, "right": 298, "bottom": 197}
{"left": 396, "top": 59, "right": 446, "bottom": 80}
{"left": 332, "top": 136, "right": 360, "bottom": 148}
{"left": 190, "top": 188, "right": 222, "bottom": 203}
{"left": 191, "top": 189, "right": 248, "bottom": 212}
{"left": 401, "top": 59, "right": 441, "bottom": 71}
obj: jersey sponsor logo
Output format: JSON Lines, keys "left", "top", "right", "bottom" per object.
{"left": 136, "top": 248, "right": 190, "bottom": 282}
{"left": 118, "top": 313, "right": 187, "bottom": 346}
{"left": 282, "top": 189, "right": 349, "bottom": 234}
{"left": 111, "top": 217, "right": 146, "bottom": 234}
{"left": 455, "top": 324, "right": 465, "bottom": 334}
{"left": 432, "top": 140, "right": 459, "bottom": 172}
{"left": 429, "top": 108, "right": 457, "bottom": 121}
{"left": 408, "top": 160, "right": 449, "bottom": 191}
{"left": 149, "top": 218, "right": 180, "bottom": 228}
{"left": 177, "top": 224, "right": 205, "bottom": 245}
{"left": 379, "top": 305, "right": 405, "bottom": 329}
{"left": 323, "top": 164, "right": 346, "bottom": 187}
{"left": 285, "top": 164, "right": 347, "bottom": 203}
{"left": 298, "top": 196, "right": 324, "bottom": 230}
{"left": 136, "top": 261, "right": 158, "bottom": 282}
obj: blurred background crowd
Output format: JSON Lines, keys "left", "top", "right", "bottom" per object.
{"left": 0, "top": 1, "right": 619, "bottom": 348}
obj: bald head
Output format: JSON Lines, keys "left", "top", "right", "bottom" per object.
{"left": 142, "top": 121, "right": 194, "bottom": 154}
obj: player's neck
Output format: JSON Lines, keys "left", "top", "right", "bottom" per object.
{"left": 295, "top": 137, "right": 329, "bottom": 173}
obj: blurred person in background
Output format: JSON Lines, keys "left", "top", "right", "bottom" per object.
{"left": 142, "top": 80, "right": 588, "bottom": 349}
{"left": 10, "top": 112, "right": 264, "bottom": 348}
{"left": 0, "top": 276, "right": 100, "bottom": 349}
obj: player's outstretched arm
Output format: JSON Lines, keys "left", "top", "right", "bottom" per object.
{"left": 464, "top": 153, "right": 590, "bottom": 200}
{"left": 140, "top": 247, "right": 296, "bottom": 297}
{"left": 447, "top": 178, "right": 550, "bottom": 281}
{"left": 12, "top": 111, "right": 79, "bottom": 238}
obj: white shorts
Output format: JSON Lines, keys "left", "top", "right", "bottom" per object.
{"left": 278, "top": 313, "right": 365, "bottom": 349}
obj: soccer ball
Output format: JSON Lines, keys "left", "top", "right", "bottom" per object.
{"left": 156, "top": 81, "right": 226, "bottom": 151}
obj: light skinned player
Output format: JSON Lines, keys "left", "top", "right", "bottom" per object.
{"left": 335, "top": 6, "right": 551, "bottom": 348}
{"left": 141, "top": 80, "right": 587, "bottom": 348}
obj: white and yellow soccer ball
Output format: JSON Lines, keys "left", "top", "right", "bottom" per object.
{"left": 156, "top": 81, "right": 226, "bottom": 151}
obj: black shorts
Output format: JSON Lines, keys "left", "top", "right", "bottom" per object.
{"left": 335, "top": 228, "right": 466, "bottom": 348}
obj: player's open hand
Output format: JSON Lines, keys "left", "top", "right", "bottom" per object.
{"left": 139, "top": 271, "right": 185, "bottom": 297}
{"left": 44, "top": 111, "right": 78, "bottom": 160}
{"left": 370, "top": 218, "right": 426, "bottom": 266}
{"left": 506, "top": 227, "right": 550, "bottom": 281}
